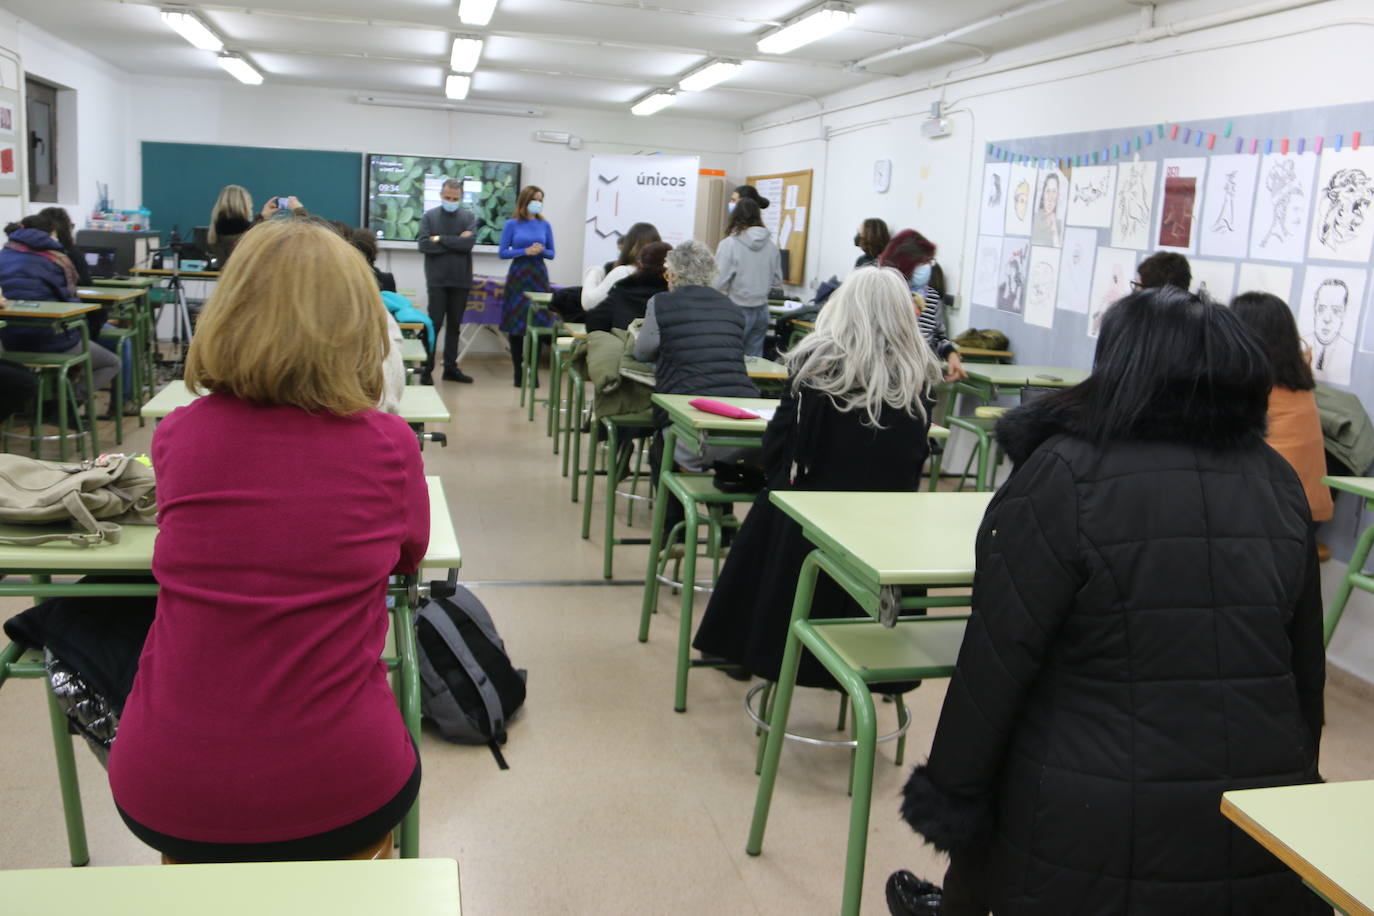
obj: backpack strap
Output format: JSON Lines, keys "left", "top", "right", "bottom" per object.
{"left": 417, "top": 602, "right": 510, "bottom": 752}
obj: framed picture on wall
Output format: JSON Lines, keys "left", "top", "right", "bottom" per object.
{"left": 0, "top": 84, "right": 19, "bottom": 197}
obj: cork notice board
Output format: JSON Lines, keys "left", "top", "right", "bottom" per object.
{"left": 746, "top": 169, "right": 812, "bottom": 286}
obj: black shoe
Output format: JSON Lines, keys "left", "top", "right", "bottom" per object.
{"left": 699, "top": 654, "right": 752, "bottom": 682}
{"left": 886, "top": 871, "right": 942, "bottom": 916}
{"left": 443, "top": 368, "right": 474, "bottom": 383}
{"left": 420, "top": 371, "right": 435, "bottom": 386}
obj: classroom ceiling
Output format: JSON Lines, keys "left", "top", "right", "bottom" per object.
{"left": 14, "top": 0, "right": 1141, "bottom": 121}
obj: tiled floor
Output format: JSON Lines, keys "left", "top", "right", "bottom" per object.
{"left": 2, "top": 355, "right": 1372, "bottom": 915}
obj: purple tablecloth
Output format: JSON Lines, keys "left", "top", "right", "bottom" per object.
{"left": 463, "top": 275, "right": 562, "bottom": 325}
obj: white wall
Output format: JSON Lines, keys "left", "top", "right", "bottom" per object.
{"left": 123, "top": 77, "right": 743, "bottom": 297}
{"left": 742, "top": 0, "right": 1374, "bottom": 681}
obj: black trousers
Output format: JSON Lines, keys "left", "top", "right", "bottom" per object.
{"left": 0, "top": 359, "right": 37, "bottom": 422}
{"left": 426, "top": 286, "right": 471, "bottom": 373}
{"left": 940, "top": 847, "right": 992, "bottom": 916}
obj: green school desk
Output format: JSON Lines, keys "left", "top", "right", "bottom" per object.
{"left": 79, "top": 287, "right": 156, "bottom": 412}
{"left": 747, "top": 490, "right": 995, "bottom": 916}
{"left": 959, "top": 363, "right": 1090, "bottom": 399}
{"left": 521, "top": 292, "right": 556, "bottom": 420}
{"left": 87, "top": 277, "right": 158, "bottom": 290}
{"left": 0, "top": 476, "right": 461, "bottom": 865}
{"left": 0, "top": 301, "right": 103, "bottom": 457}
{"left": 0, "top": 857, "right": 461, "bottom": 915}
{"left": 130, "top": 267, "right": 222, "bottom": 280}
{"left": 76, "top": 287, "right": 144, "bottom": 305}
{"left": 1222, "top": 780, "right": 1374, "bottom": 916}
{"left": 400, "top": 337, "right": 426, "bottom": 364}
{"left": 1321, "top": 476, "right": 1374, "bottom": 645}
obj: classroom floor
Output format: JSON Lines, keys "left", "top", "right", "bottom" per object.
{"left": 3, "top": 354, "right": 1374, "bottom": 915}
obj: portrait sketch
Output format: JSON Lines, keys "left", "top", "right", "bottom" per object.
{"left": 1248, "top": 154, "right": 1317, "bottom": 263}
{"left": 1307, "top": 148, "right": 1374, "bottom": 264}
{"left": 1111, "top": 160, "right": 1156, "bottom": 250}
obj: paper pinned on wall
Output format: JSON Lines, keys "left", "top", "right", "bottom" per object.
{"left": 1030, "top": 166, "right": 1069, "bottom": 248}
{"left": 1236, "top": 262, "right": 1295, "bottom": 302}
{"left": 972, "top": 234, "right": 1003, "bottom": 308}
{"left": 1088, "top": 246, "right": 1138, "bottom": 337}
{"left": 1189, "top": 259, "right": 1237, "bottom": 303}
{"left": 778, "top": 213, "right": 794, "bottom": 250}
{"left": 1297, "top": 265, "right": 1367, "bottom": 386}
{"left": 1198, "top": 154, "right": 1260, "bottom": 259}
{"left": 1066, "top": 165, "right": 1116, "bottom": 229}
{"left": 1024, "top": 246, "right": 1060, "bottom": 329}
{"left": 784, "top": 184, "right": 799, "bottom": 210}
{"left": 1056, "top": 227, "right": 1098, "bottom": 314}
{"left": 979, "top": 163, "right": 1011, "bottom": 236}
{"left": 1307, "top": 147, "right": 1374, "bottom": 264}
{"left": 1155, "top": 157, "right": 1208, "bottom": 253}
{"left": 754, "top": 177, "right": 785, "bottom": 241}
{"left": 1248, "top": 153, "right": 1317, "bottom": 263}
{"left": 1111, "top": 160, "right": 1157, "bottom": 250}
{"left": 792, "top": 206, "right": 806, "bottom": 228}
{"left": 1004, "top": 163, "right": 1037, "bottom": 236}
{"left": 997, "top": 237, "right": 1030, "bottom": 315}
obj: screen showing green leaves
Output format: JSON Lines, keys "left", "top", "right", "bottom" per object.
{"left": 366, "top": 154, "right": 521, "bottom": 245}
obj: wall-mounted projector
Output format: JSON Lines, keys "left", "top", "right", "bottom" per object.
{"left": 921, "top": 101, "right": 953, "bottom": 138}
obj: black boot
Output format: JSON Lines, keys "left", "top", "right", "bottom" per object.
{"left": 886, "top": 871, "right": 943, "bottom": 916}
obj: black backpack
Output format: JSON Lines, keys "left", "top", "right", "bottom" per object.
{"left": 415, "top": 587, "right": 527, "bottom": 769}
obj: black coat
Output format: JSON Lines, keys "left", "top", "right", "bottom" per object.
{"left": 901, "top": 397, "right": 1326, "bottom": 916}
{"left": 585, "top": 273, "right": 668, "bottom": 333}
{"left": 650, "top": 285, "right": 757, "bottom": 427}
{"left": 693, "top": 381, "right": 932, "bottom": 687}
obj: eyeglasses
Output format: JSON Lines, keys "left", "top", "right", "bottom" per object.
{"left": 1129, "top": 280, "right": 1143, "bottom": 291}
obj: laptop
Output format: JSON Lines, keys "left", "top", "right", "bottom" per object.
{"left": 83, "top": 246, "right": 118, "bottom": 279}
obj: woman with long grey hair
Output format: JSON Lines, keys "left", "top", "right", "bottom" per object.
{"left": 693, "top": 266, "right": 943, "bottom": 686}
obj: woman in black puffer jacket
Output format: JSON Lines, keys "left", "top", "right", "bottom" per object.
{"left": 891, "top": 287, "right": 1328, "bottom": 916}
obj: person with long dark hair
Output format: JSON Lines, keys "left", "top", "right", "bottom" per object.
{"left": 853, "top": 218, "right": 891, "bottom": 268}
{"left": 715, "top": 198, "right": 781, "bottom": 357}
{"left": 879, "top": 230, "right": 966, "bottom": 381}
{"left": 890, "top": 287, "right": 1326, "bottom": 916}
{"left": 729, "top": 184, "right": 770, "bottom": 213}
{"left": 38, "top": 207, "right": 90, "bottom": 285}
{"left": 499, "top": 185, "right": 555, "bottom": 387}
{"left": 585, "top": 241, "right": 671, "bottom": 333}
{"left": 1231, "top": 291, "right": 1333, "bottom": 528}
{"left": 582, "top": 222, "right": 661, "bottom": 312}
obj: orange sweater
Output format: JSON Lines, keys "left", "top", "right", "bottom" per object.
{"left": 1266, "top": 386, "right": 1333, "bottom": 523}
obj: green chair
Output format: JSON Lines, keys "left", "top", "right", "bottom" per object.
{"left": 580, "top": 412, "right": 654, "bottom": 578}
{"left": 548, "top": 337, "right": 575, "bottom": 450}
{"left": 945, "top": 406, "right": 1008, "bottom": 492}
{"left": 520, "top": 299, "right": 557, "bottom": 421}
{"left": 2, "top": 348, "right": 98, "bottom": 460}
{"left": 565, "top": 364, "right": 590, "bottom": 494}
{"left": 99, "top": 326, "right": 139, "bottom": 445}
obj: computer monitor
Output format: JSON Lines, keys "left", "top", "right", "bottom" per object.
{"left": 83, "top": 246, "right": 118, "bottom": 279}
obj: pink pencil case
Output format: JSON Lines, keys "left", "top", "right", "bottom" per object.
{"left": 689, "top": 397, "right": 759, "bottom": 419}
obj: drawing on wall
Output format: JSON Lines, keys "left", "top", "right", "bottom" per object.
{"left": 998, "top": 237, "right": 1029, "bottom": 314}
{"left": 1088, "top": 247, "right": 1137, "bottom": 337}
{"left": 1248, "top": 154, "right": 1317, "bottom": 263}
{"left": 1236, "top": 262, "right": 1296, "bottom": 303}
{"left": 1066, "top": 165, "right": 1116, "bottom": 228}
{"left": 1297, "top": 266, "right": 1367, "bottom": 386}
{"left": 1025, "top": 246, "right": 1059, "bottom": 329}
{"left": 1111, "top": 160, "right": 1156, "bottom": 250}
{"left": 972, "top": 234, "right": 1002, "bottom": 308}
{"left": 1198, "top": 154, "right": 1259, "bottom": 259}
{"left": 1189, "top": 259, "right": 1237, "bottom": 303}
{"left": 1055, "top": 226, "right": 1097, "bottom": 315}
{"left": 1004, "top": 163, "right": 1037, "bottom": 236}
{"left": 1031, "top": 167, "right": 1068, "bottom": 247}
{"left": 1307, "top": 148, "right": 1374, "bottom": 264}
{"left": 1155, "top": 158, "right": 1207, "bottom": 252}
{"left": 0, "top": 105, "right": 12, "bottom": 135}
{"left": 979, "top": 164, "right": 1010, "bottom": 236}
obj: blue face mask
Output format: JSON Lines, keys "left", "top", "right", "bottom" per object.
{"left": 527, "top": 200, "right": 543, "bottom": 216}
{"left": 727, "top": 202, "right": 736, "bottom": 213}
{"left": 911, "top": 263, "right": 933, "bottom": 290}
{"left": 441, "top": 200, "right": 460, "bottom": 213}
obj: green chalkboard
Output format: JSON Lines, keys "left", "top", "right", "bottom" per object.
{"left": 140, "top": 141, "right": 362, "bottom": 244}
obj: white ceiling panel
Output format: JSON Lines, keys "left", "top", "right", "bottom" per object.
{"left": 5, "top": 0, "right": 1140, "bottom": 121}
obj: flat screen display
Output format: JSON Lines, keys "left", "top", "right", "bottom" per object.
{"left": 365, "top": 153, "right": 521, "bottom": 245}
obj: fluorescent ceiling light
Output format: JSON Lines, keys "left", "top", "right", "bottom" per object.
{"left": 458, "top": 0, "right": 498, "bottom": 26}
{"left": 450, "top": 36, "right": 484, "bottom": 73}
{"left": 678, "top": 59, "right": 742, "bottom": 92}
{"left": 218, "top": 54, "right": 263, "bottom": 85}
{"left": 757, "top": 2, "right": 856, "bottom": 54}
{"left": 445, "top": 74, "right": 473, "bottom": 100}
{"left": 161, "top": 9, "right": 223, "bottom": 52}
{"left": 631, "top": 91, "right": 675, "bottom": 117}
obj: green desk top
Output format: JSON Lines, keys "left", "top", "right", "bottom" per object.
{"left": 526, "top": 291, "right": 553, "bottom": 304}
{"left": 653, "top": 394, "right": 779, "bottom": 436}
{"left": 77, "top": 287, "right": 145, "bottom": 303}
{"left": 141, "top": 383, "right": 452, "bottom": 424}
{"left": 91, "top": 276, "right": 159, "bottom": 290}
{"left": 771, "top": 491, "right": 995, "bottom": 586}
{"left": 963, "top": 364, "right": 1090, "bottom": 388}
{"left": 1221, "top": 780, "right": 1374, "bottom": 916}
{"left": 562, "top": 321, "right": 586, "bottom": 338}
{"left": 1325, "top": 476, "right": 1374, "bottom": 501}
{"left": 0, "top": 476, "right": 458, "bottom": 573}
{"left": 131, "top": 267, "right": 221, "bottom": 279}
{"left": 0, "top": 858, "right": 460, "bottom": 916}
{"left": 744, "top": 356, "right": 787, "bottom": 380}
{"left": 0, "top": 300, "right": 100, "bottom": 320}
{"left": 400, "top": 338, "right": 426, "bottom": 364}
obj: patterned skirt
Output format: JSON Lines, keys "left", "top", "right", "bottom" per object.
{"left": 500, "top": 256, "right": 554, "bottom": 335}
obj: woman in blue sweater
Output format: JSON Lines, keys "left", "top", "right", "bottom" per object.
{"left": 499, "top": 185, "right": 555, "bottom": 386}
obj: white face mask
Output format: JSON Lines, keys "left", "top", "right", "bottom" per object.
{"left": 527, "top": 200, "right": 544, "bottom": 216}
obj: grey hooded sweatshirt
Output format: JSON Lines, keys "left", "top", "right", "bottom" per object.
{"left": 714, "top": 226, "right": 783, "bottom": 308}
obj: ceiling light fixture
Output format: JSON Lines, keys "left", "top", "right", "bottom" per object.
{"left": 445, "top": 73, "right": 473, "bottom": 100}
{"left": 217, "top": 53, "right": 263, "bottom": 85}
{"left": 677, "top": 59, "right": 742, "bottom": 92}
{"left": 630, "top": 90, "right": 676, "bottom": 117}
{"left": 458, "top": 0, "right": 499, "bottom": 27}
{"left": 757, "top": 2, "right": 856, "bottom": 55}
{"left": 450, "top": 36, "right": 484, "bottom": 73}
{"left": 160, "top": 9, "right": 224, "bottom": 52}
{"left": 355, "top": 95, "right": 545, "bottom": 118}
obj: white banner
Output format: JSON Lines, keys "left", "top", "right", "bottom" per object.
{"left": 583, "top": 154, "right": 699, "bottom": 269}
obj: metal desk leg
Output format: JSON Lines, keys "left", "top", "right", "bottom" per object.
{"left": 638, "top": 428, "right": 677, "bottom": 643}
{"left": 1326, "top": 496, "right": 1374, "bottom": 646}
{"left": 393, "top": 579, "right": 422, "bottom": 858}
